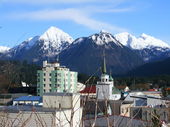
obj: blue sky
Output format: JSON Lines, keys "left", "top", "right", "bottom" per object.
{"left": 0, "top": 0, "right": 170, "bottom": 47}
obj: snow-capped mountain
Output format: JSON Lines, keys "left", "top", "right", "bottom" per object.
{"left": 1, "top": 27, "right": 169, "bottom": 75}
{"left": 114, "top": 32, "right": 170, "bottom": 61}
{"left": 114, "top": 32, "right": 170, "bottom": 49}
{"left": 59, "top": 31, "right": 143, "bottom": 75}
{"left": 0, "top": 46, "right": 10, "bottom": 53}
{"left": 13, "top": 26, "right": 73, "bottom": 54}
{"left": 73, "top": 30, "right": 123, "bottom": 46}
{"left": 0, "top": 26, "right": 73, "bottom": 63}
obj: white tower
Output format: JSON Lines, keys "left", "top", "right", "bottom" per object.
{"left": 96, "top": 53, "right": 121, "bottom": 100}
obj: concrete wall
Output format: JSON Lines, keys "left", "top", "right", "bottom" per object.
{"left": 43, "top": 94, "right": 72, "bottom": 108}
{"left": 43, "top": 93, "right": 80, "bottom": 110}
{"left": 0, "top": 109, "right": 82, "bottom": 127}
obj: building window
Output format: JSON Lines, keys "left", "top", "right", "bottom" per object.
{"left": 44, "top": 73, "right": 46, "bottom": 76}
{"left": 57, "top": 73, "right": 61, "bottom": 77}
{"left": 37, "top": 89, "right": 40, "bottom": 93}
{"left": 49, "top": 84, "right": 51, "bottom": 87}
{"left": 37, "top": 73, "right": 40, "bottom": 77}
{"left": 49, "top": 89, "right": 52, "bottom": 92}
{"left": 49, "top": 78, "right": 51, "bottom": 81}
{"left": 49, "top": 73, "right": 51, "bottom": 76}
{"left": 58, "top": 79, "right": 61, "bottom": 82}
{"left": 44, "top": 89, "right": 46, "bottom": 92}
{"left": 44, "top": 78, "right": 46, "bottom": 81}
{"left": 44, "top": 84, "right": 46, "bottom": 87}
{"left": 37, "top": 78, "right": 40, "bottom": 82}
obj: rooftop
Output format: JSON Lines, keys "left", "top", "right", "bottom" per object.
{"left": 80, "top": 86, "right": 96, "bottom": 94}
{"left": 0, "top": 106, "right": 70, "bottom": 113}
{"left": 14, "top": 96, "right": 42, "bottom": 101}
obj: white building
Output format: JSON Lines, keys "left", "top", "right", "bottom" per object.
{"left": 0, "top": 93, "right": 82, "bottom": 127}
{"left": 96, "top": 56, "right": 121, "bottom": 100}
{"left": 43, "top": 93, "right": 82, "bottom": 127}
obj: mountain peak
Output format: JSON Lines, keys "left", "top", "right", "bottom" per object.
{"left": 100, "top": 29, "right": 109, "bottom": 34}
{"left": 140, "top": 33, "right": 149, "bottom": 38}
{"left": 39, "top": 26, "right": 73, "bottom": 44}
{"left": 89, "top": 31, "right": 122, "bottom": 47}
{"left": 3, "top": 26, "right": 74, "bottom": 61}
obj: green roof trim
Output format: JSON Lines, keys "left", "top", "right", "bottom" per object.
{"left": 112, "top": 87, "right": 120, "bottom": 94}
{"left": 109, "top": 75, "right": 113, "bottom": 81}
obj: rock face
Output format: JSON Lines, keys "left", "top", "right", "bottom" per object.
{"left": 59, "top": 31, "right": 143, "bottom": 75}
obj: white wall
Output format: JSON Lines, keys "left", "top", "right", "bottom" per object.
{"left": 0, "top": 109, "right": 82, "bottom": 127}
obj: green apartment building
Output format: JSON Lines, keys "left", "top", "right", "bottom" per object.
{"left": 37, "top": 61, "right": 78, "bottom": 96}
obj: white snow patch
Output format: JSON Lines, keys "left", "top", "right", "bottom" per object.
{"left": 0, "top": 46, "right": 10, "bottom": 53}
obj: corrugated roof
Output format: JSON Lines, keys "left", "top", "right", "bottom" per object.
{"left": 14, "top": 96, "right": 42, "bottom": 101}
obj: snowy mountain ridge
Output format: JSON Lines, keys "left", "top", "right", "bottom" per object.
{"left": 17, "top": 26, "right": 73, "bottom": 51}
{"left": 73, "top": 30, "right": 123, "bottom": 48}
{"left": 0, "top": 26, "right": 169, "bottom": 63}
{"left": 39, "top": 26, "right": 73, "bottom": 50}
{"left": 114, "top": 32, "right": 170, "bottom": 50}
{"left": 0, "top": 46, "right": 10, "bottom": 53}
{"left": 7, "top": 26, "right": 73, "bottom": 56}
{"left": 0, "top": 26, "right": 74, "bottom": 63}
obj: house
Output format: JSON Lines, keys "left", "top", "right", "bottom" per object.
{"left": 0, "top": 93, "right": 29, "bottom": 105}
{"left": 80, "top": 85, "right": 96, "bottom": 98}
{"left": 13, "top": 96, "right": 42, "bottom": 106}
{"left": 1, "top": 93, "right": 82, "bottom": 127}
{"left": 124, "top": 91, "right": 167, "bottom": 107}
